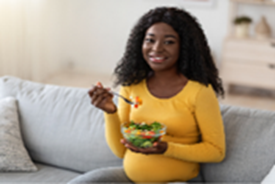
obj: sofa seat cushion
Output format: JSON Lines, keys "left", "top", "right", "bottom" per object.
{"left": 201, "top": 104, "right": 275, "bottom": 183}
{"left": 0, "top": 76, "right": 122, "bottom": 173}
{"left": 0, "top": 163, "right": 80, "bottom": 183}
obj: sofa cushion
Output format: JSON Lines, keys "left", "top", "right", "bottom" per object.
{"left": 0, "top": 76, "right": 122, "bottom": 173}
{"left": 201, "top": 104, "right": 275, "bottom": 183}
{"left": 0, "top": 163, "right": 80, "bottom": 183}
{"left": 0, "top": 97, "right": 37, "bottom": 171}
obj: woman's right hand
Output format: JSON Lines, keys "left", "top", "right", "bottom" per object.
{"left": 88, "top": 82, "right": 117, "bottom": 114}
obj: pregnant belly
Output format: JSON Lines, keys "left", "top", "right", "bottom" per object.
{"left": 123, "top": 150, "right": 199, "bottom": 183}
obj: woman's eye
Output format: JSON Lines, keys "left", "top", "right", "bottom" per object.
{"left": 145, "top": 38, "right": 154, "bottom": 43}
{"left": 164, "top": 40, "right": 175, "bottom": 45}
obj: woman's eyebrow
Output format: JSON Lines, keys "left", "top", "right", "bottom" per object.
{"left": 146, "top": 33, "right": 155, "bottom": 37}
{"left": 146, "top": 33, "right": 177, "bottom": 39}
{"left": 165, "top": 35, "right": 177, "bottom": 39}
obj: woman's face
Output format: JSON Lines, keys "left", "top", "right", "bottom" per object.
{"left": 142, "top": 22, "right": 180, "bottom": 73}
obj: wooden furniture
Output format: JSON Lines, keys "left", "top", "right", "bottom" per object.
{"left": 220, "top": 0, "right": 275, "bottom": 92}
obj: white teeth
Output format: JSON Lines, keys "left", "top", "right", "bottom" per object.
{"left": 149, "top": 56, "right": 165, "bottom": 62}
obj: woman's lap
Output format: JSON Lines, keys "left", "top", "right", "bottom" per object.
{"left": 67, "top": 166, "right": 133, "bottom": 184}
{"left": 67, "top": 166, "right": 202, "bottom": 184}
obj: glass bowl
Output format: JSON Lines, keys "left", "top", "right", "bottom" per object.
{"left": 121, "top": 121, "right": 166, "bottom": 148}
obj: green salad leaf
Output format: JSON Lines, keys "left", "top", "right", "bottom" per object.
{"left": 123, "top": 121, "right": 163, "bottom": 148}
{"left": 128, "top": 121, "right": 162, "bottom": 131}
{"left": 151, "top": 121, "right": 162, "bottom": 131}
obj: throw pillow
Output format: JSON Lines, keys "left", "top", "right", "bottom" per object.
{"left": 262, "top": 165, "right": 275, "bottom": 184}
{"left": 0, "top": 97, "right": 37, "bottom": 171}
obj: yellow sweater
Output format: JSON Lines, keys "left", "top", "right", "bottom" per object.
{"left": 104, "top": 79, "right": 225, "bottom": 183}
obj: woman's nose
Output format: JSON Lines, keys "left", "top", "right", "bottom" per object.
{"left": 152, "top": 41, "right": 163, "bottom": 52}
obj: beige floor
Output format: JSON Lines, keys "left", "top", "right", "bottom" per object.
{"left": 44, "top": 72, "right": 275, "bottom": 111}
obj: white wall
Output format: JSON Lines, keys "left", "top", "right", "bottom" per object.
{"left": 59, "top": 0, "right": 230, "bottom": 75}
{"left": 1, "top": 0, "right": 274, "bottom": 80}
{"left": 0, "top": 0, "right": 64, "bottom": 81}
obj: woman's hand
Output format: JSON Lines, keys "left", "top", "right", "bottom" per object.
{"left": 88, "top": 82, "right": 117, "bottom": 114}
{"left": 120, "top": 139, "right": 168, "bottom": 155}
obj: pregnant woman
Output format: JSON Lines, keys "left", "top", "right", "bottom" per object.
{"left": 87, "top": 6, "right": 226, "bottom": 183}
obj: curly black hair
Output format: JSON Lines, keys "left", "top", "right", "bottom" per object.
{"left": 114, "top": 7, "right": 224, "bottom": 97}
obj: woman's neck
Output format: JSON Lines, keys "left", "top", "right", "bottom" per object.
{"left": 148, "top": 70, "right": 186, "bottom": 85}
{"left": 146, "top": 71, "right": 188, "bottom": 98}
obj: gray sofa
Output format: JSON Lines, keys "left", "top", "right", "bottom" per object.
{"left": 0, "top": 75, "right": 275, "bottom": 184}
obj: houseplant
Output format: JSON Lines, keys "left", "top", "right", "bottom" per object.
{"left": 233, "top": 16, "right": 252, "bottom": 38}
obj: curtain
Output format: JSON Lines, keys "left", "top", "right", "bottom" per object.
{"left": 0, "top": 0, "right": 60, "bottom": 82}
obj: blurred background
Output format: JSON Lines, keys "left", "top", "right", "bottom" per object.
{"left": 0, "top": 0, "right": 275, "bottom": 110}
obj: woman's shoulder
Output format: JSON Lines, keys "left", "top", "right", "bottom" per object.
{"left": 187, "top": 80, "right": 210, "bottom": 91}
{"left": 187, "top": 80, "right": 216, "bottom": 100}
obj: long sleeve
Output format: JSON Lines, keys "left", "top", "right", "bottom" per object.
{"left": 104, "top": 86, "right": 131, "bottom": 158}
{"left": 163, "top": 85, "right": 226, "bottom": 163}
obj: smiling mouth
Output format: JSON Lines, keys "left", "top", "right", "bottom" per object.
{"left": 149, "top": 56, "right": 166, "bottom": 63}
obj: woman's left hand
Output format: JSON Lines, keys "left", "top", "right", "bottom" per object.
{"left": 120, "top": 139, "right": 168, "bottom": 155}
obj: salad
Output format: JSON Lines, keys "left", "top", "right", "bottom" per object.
{"left": 121, "top": 121, "right": 166, "bottom": 148}
{"left": 133, "top": 96, "right": 142, "bottom": 108}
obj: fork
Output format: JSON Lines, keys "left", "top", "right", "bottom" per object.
{"left": 91, "top": 84, "right": 136, "bottom": 105}
{"left": 110, "top": 91, "right": 136, "bottom": 105}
